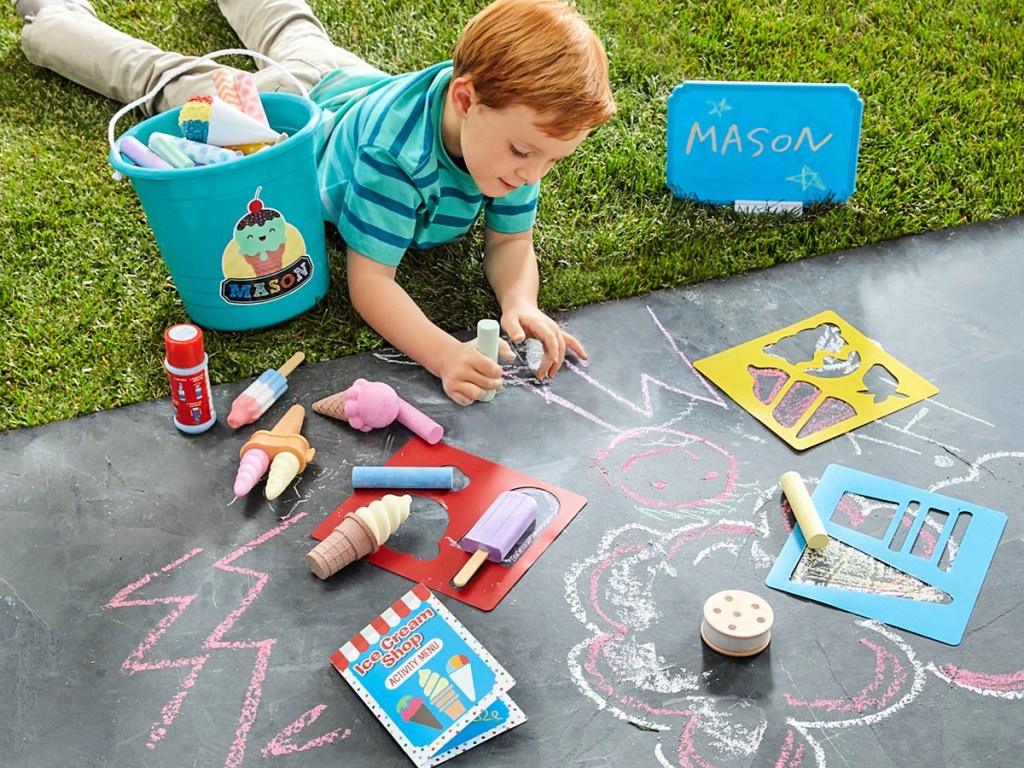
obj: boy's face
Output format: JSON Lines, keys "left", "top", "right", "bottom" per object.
{"left": 457, "top": 101, "right": 590, "bottom": 198}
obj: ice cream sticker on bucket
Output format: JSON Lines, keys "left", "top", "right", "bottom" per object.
{"left": 220, "top": 186, "right": 314, "bottom": 304}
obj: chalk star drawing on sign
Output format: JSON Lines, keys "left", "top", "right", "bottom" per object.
{"left": 706, "top": 98, "right": 731, "bottom": 117}
{"left": 786, "top": 164, "right": 826, "bottom": 192}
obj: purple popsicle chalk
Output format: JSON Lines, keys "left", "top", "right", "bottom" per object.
{"left": 453, "top": 491, "right": 538, "bottom": 588}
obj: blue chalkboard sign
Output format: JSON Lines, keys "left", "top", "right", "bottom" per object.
{"left": 666, "top": 81, "right": 863, "bottom": 206}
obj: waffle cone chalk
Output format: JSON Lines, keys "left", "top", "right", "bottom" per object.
{"left": 306, "top": 494, "right": 411, "bottom": 579}
{"left": 312, "top": 379, "right": 444, "bottom": 444}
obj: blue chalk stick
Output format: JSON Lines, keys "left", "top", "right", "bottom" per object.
{"left": 352, "top": 466, "right": 455, "bottom": 489}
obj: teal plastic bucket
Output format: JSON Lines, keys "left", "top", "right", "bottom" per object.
{"left": 109, "top": 65, "right": 328, "bottom": 331}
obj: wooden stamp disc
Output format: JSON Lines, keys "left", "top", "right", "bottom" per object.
{"left": 700, "top": 589, "right": 774, "bottom": 657}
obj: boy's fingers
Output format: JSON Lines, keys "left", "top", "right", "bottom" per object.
{"left": 563, "top": 330, "right": 586, "bottom": 359}
{"left": 501, "top": 317, "right": 527, "bottom": 344}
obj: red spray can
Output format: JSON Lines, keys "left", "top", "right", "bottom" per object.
{"left": 164, "top": 324, "right": 216, "bottom": 434}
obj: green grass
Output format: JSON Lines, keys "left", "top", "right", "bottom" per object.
{"left": 2, "top": 0, "right": 1022, "bottom": 430}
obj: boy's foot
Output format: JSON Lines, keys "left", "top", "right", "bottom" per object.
{"left": 13, "top": 0, "right": 95, "bottom": 22}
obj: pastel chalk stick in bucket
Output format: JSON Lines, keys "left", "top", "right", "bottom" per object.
{"left": 108, "top": 52, "right": 328, "bottom": 331}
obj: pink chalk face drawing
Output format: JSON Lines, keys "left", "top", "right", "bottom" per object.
{"left": 694, "top": 311, "right": 939, "bottom": 450}
{"left": 593, "top": 426, "right": 737, "bottom": 514}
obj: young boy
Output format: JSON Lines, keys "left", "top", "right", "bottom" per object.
{"left": 15, "top": 0, "right": 617, "bottom": 405}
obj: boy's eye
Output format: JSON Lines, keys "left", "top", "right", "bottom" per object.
{"left": 510, "top": 145, "right": 530, "bottom": 158}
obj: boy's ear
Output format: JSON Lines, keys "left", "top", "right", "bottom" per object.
{"left": 449, "top": 76, "right": 478, "bottom": 119}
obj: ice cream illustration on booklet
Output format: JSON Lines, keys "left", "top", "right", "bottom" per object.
{"left": 418, "top": 669, "right": 466, "bottom": 720}
{"left": 453, "top": 491, "right": 538, "bottom": 588}
{"left": 306, "top": 494, "right": 411, "bottom": 579}
{"left": 312, "top": 378, "right": 444, "bottom": 444}
{"left": 446, "top": 655, "right": 475, "bottom": 701}
{"left": 398, "top": 695, "right": 442, "bottom": 730}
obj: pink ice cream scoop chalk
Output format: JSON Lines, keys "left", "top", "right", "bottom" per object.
{"left": 453, "top": 491, "right": 538, "bottom": 588}
{"left": 312, "top": 378, "right": 444, "bottom": 444}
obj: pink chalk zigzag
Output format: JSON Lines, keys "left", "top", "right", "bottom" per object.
{"left": 261, "top": 704, "right": 351, "bottom": 756}
{"left": 104, "top": 512, "right": 307, "bottom": 766}
{"left": 103, "top": 547, "right": 211, "bottom": 748}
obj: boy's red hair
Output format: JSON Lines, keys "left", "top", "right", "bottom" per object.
{"left": 453, "top": 0, "right": 617, "bottom": 138}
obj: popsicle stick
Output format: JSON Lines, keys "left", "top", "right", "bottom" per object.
{"left": 452, "top": 550, "right": 489, "bottom": 588}
{"left": 277, "top": 351, "right": 305, "bottom": 377}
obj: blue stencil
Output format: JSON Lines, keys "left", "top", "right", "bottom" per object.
{"left": 766, "top": 464, "right": 1006, "bottom": 645}
{"left": 666, "top": 81, "right": 863, "bottom": 205}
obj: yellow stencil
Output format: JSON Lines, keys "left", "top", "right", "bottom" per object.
{"left": 694, "top": 311, "right": 939, "bottom": 450}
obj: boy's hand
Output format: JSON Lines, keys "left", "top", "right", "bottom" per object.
{"left": 438, "top": 338, "right": 514, "bottom": 406}
{"left": 501, "top": 306, "right": 587, "bottom": 381}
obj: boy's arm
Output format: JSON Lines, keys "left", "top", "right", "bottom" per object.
{"left": 483, "top": 227, "right": 587, "bottom": 381}
{"left": 346, "top": 248, "right": 505, "bottom": 405}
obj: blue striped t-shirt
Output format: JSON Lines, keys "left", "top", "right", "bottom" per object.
{"left": 311, "top": 62, "right": 539, "bottom": 267}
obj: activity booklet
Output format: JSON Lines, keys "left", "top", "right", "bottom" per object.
{"left": 330, "top": 583, "right": 525, "bottom": 766}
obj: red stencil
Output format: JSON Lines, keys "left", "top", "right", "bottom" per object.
{"left": 310, "top": 438, "right": 587, "bottom": 610}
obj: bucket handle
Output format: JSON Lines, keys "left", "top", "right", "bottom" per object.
{"left": 107, "top": 48, "right": 311, "bottom": 156}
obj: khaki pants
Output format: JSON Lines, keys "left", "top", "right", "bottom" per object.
{"left": 21, "top": 0, "right": 374, "bottom": 115}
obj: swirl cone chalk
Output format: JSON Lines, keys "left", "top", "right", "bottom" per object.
{"left": 178, "top": 95, "right": 285, "bottom": 147}
{"left": 233, "top": 404, "right": 315, "bottom": 498}
{"left": 312, "top": 379, "right": 444, "bottom": 444}
{"left": 233, "top": 448, "right": 270, "bottom": 497}
{"left": 227, "top": 351, "right": 305, "bottom": 428}
{"left": 265, "top": 452, "right": 301, "bottom": 500}
{"left": 306, "top": 494, "right": 411, "bottom": 579}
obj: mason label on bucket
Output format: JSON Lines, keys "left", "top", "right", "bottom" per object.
{"left": 220, "top": 186, "right": 314, "bottom": 304}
